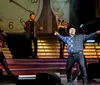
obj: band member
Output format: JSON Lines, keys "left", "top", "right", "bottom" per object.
{"left": 54, "top": 25, "right": 100, "bottom": 85}
{"left": 24, "top": 12, "right": 43, "bottom": 58}
{"left": 0, "top": 29, "right": 14, "bottom": 76}
{"left": 55, "top": 12, "right": 68, "bottom": 58}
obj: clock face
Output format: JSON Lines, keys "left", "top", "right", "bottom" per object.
{"left": 50, "top": 0, "right": 69, "bottom": 21}
{"left": 0, "top": 0, "right": 43, "bottom": 33}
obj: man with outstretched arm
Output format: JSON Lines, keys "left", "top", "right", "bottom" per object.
{"left": 54, "top": 25, "right": 100, "bottom": 85}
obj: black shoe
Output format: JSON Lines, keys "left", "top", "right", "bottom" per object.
{"left": 65, "top": 82, "right": 73, "bottom": 85}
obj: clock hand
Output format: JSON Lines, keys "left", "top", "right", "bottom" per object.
{"left": 9, "top": 0, "right": 33, "bottom": 13}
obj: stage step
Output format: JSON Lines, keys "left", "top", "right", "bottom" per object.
{"left": 2, "top": 47, "right": 13, "bottom": 58}
{"left": 3, "top": 34, "right": 100, "bottom": 59}
{"left": 37, "top": 35, "right": 100, "bottom": 58}
{"left": 0, "top": 59, "right": 99, "bottom": 76}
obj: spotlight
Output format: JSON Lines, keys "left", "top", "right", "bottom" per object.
{"left": 80, "top": 24, "right": 84, "bottom": 28}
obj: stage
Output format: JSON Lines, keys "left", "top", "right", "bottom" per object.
{"left": 0, "top": 58, "right": 100, "bottom": 85}
{"left": 0, "top": 75, "right": 100, "bottom": 85}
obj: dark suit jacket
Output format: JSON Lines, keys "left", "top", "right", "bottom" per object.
{"left": 24, "top": 20, "right": 40, "bottom": 38}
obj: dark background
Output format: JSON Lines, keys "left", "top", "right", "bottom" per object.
{"left": 70, "top": 0, "right": 100, "bottom": 42}
{"left": 5, "top": 0, "right": 100, "bottom": 58}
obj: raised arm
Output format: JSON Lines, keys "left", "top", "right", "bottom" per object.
{"left": 55, "top": 12, "right": 59, "bottom": 26}
{"left": 54, "top": 12, "right": 64, "bottom": 29}
{"left": 54, "top": 12, "right": 68, "bottom": 29}
{"left": 83, "top": 30, "right": 100, "bottom": 41}
{"left": 55, "top": 12, "right": 61, "bottom": 29}
{"left": 54, "top": 31, "right": 67, "bottom": 43}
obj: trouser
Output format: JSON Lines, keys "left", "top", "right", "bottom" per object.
{"left": 26, "top": 36, "right": 38, "bottom": 58}
{"left": 29, "top": 34, "right": 38, "bottom": 58}
{"left": 0, "top": 52, "right": 13, "bottom": 76}
{"left": 58, "top": 38, "right": 65, "bottom": 58}
{"left": 66, "top": 52, "right": 87, "bottom": 83}
{"left": 31, "top": 37, "right": 37, "bottom": 57}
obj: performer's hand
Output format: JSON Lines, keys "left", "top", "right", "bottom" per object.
{"left": 40, "top": 27, "right": 43, "bottom": 30}
{"left": 54, "top": 31, "right": 59, "bottom": 35}
{"left": 54, "top": 11, "right": 58, "bottom": 16}
{"left": 24, "top": 24, "right": 26, "bottom": 27}
{"left": 24, "top": 24, "right": 27, "bottom": 30}
{"left": 96, "top": 30, "right": 100, "bottom": 34}
{"left": 3, "top": 32, "right": 7, "bottom": 36}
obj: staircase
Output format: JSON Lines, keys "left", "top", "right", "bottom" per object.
{"left": 1, "top": 34, "right": 100, "bottom": 77}
{"left": 36, "top": 34, "right": 60, "bottom": 58}
{"left": 1, "top": 59, "right": 99, "bottom": 76}
{"left": 84, "top": 43, "right": 100, "bottom": 58}
{"left": 3, "top": 33, "right": 100, "bottom": 59}
{"left": 2, "top": 42, "right": 12, "bottom": 58}
{"left": 36, "top": 34, "right": 100, "bottom": 58}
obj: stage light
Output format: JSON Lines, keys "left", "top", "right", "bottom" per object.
{"left": 86, "top": 40, "right": 95, "bottom": 43}
{"left": 18, "top": 75, "right": 36, "bottom": 80}
{"left": 80, "top": 24, "right": 84, "bottom": 28}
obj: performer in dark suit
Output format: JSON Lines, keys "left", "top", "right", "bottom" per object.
{"left": 0, "top": 29, "right": 14, "bottom": 76}
{"left": 24, "top": 12, "right": 43, "bottom": 58}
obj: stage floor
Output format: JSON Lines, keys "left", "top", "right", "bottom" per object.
{"left": 0, "top": 77, "right": 100, "bottom": 85}
{"left": 62, "top": 77, "right": 100, "bottom": 85}
{"left": 0, "top": 59, "right": 100, "bottom": 85}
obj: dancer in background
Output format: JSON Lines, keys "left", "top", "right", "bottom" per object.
{"left": 0, "top": 29, "right": 14, "bottom": 76}
{"left": 54, "top": 25, "right": 100, "bottom": 85}
{"left": 24, "top": 12, "right": 43, "bottom": 58}
{"left": 55, "top": 12, "right": 68, "bottom": 59}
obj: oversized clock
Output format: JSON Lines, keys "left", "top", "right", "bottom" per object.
{"left": 0, "top": 0, "right": 43, "bottom": 33}
{"left": 50, "top": 0, "right": 69, "bottom": 21}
